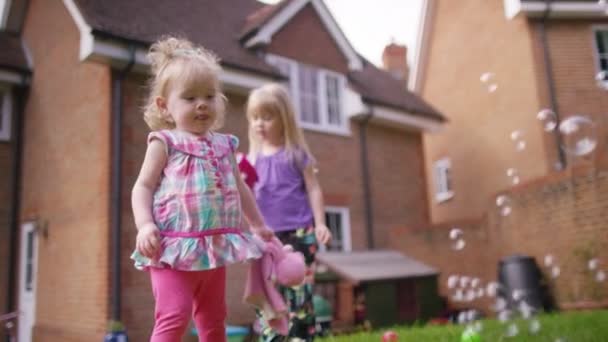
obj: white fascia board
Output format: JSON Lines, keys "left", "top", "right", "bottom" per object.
{"left": 410, "top": 0, "right": 433, "bottom": 93}
{"left": 505, "top": 0, "right": 608, "bottom": 19}
{"left": 370, "top": 104, "right": 443, "bottom": 133}
{"left": 343, "top": 85, "right": 368, "bottom": 118}
{"left": 245, "top": 0, "right": 362, "bottom": 71}
{"left": 245, "top": 0, "right": 309, "bottom": 48}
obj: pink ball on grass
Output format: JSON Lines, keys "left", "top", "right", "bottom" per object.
{"left": 382, "top": 330, "right": 398, "bottom": 342}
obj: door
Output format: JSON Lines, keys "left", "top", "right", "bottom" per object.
{"left": 18, "top": 222, "right": 38, "bottom": 342}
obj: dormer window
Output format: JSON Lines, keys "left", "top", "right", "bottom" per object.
{"left": 266, "top": 54, "right": 349, "bottom": 135}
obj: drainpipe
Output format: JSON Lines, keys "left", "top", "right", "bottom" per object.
{"left": 7, "top": 86, "right": 27, "bottom": 321}
{"left": 539, "top": 0, "right": 567, "bottom": 170}
{"left": 110, "top": 45, "right": 135, "bottom": 323}
{"left": 359, "top": 110, "right": 375, "bottom": 249}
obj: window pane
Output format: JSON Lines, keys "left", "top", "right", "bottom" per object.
{"left": 326, "top": 75, "right": 341, "bottom": 125}
{"left": 298, "top": 64, "right": 319, "bottom": 124}
{"left": 596, "top": 31, "right": 608, "bottom": 80}
{"left": 325, "top": 212, "right": 343, "bottom": 251}
{"left": 25, "top": 231, "right": 34, "bottom": 291}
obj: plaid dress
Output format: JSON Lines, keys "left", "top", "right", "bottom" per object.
{"left": 131, "top": 129, "right": 263, "bottom": 271}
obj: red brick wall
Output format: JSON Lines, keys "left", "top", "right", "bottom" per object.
{"left": 391, "top": 167, "right": 608, "bottom": 312}
{"left": 536, "top": 19, "right": 608, "bottom": 170}
{"left": 20, "top": 0, "right": 112, "bottom": 340}
{"left": 266, "top": 4, "right": 349, "bottom": 74}
{"left": 421, "top": 0, "right": 550, "bottom": 224}
{"left": 0, "top": 141, "right": 14, "bottom": 315}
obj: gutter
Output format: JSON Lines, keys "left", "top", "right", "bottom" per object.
{"left": 110, "top": 45, "right": 135, "bottom": 323}
{"left": 7, "top": 85, "right": 27, "bottom": 324}
{"left": 538, "top": 0, "right": 567, "bottom": 169}
{"left": 359, "top": 111, "right": 375, "bottom": 249}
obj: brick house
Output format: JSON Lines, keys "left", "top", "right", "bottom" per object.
{"left": 414, "top": 0, "right": 608, "bottom": 224}
{"left": 0, "top": 0, "right": 445, "bottom": 340}
{"left": 391, "top": 0, "right": 608, "bottom": 314}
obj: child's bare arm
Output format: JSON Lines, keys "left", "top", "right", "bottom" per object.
{"left": 132, "top": 139, "right": 167, "bottom": 257}
{"left": 303, "top": 165, "right": 332, "bottom": 245}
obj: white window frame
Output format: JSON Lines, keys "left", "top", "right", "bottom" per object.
{"left": 0, "top": 87, "right": 12, "bottom": 141}
{"left": 0, "top": 0, "right": 10, "bottom": 29}
{"left": 592, "top": 26, "right": 608, "bottom": 89}
{"left": 320, "top": 206, "right": 351, "bottom": 252}
{"left": 434, "top": 158, "right": 454, "bottom": 203}
{"left": 266, "top": 54, "right": 349, "bottom": 136}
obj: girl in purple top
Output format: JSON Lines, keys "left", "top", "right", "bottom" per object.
{"left": 246, "top": 83, "right": 332, "bottom": 341}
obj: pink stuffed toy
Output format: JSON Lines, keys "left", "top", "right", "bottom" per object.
{"left": 263, "top": 237, "right": 306, "bottom": 287}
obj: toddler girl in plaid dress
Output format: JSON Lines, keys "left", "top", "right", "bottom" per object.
{"left": 130, "top": 36, "right": 273, "bottom": 342}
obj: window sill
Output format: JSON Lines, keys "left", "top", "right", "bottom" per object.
{"left": 300, "top": 122, "right": 351, "bottom": 137}
{"left": 435, "top": 191, "right": 454, "bottom": 203}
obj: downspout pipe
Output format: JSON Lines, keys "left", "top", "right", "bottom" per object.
{"left": 7, "top": 86, "right": 27, "bottom": 323}
{"left": 539, "top": 0, "right": 567, "bottom": 170}
{"left": 110, "top": 45, "right": 135, "bottom": 323}
{"left": 359, "top": 111, "right": 375, "bottom": 249}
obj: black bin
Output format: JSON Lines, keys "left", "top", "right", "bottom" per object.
{"left": 498, "top": 255, "right": 543, "bottom": 311}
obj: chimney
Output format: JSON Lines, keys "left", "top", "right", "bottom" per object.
{"left": 381, "top": 42, "right": 409, "bottom": 88}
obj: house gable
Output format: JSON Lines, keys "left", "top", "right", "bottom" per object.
{"left": 266, "top": 3, "right": 349, "bottom": 74}
{"left": 245, "top": 0, "right": 362, "bottom": 71}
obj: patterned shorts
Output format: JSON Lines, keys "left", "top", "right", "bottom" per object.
{"left": 256, "top": 226, "right": 318, "bottom": 342}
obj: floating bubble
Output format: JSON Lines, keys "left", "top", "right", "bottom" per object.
{"left": 460, "top": 276, "right": 471, "bottom": 288}
{"left": 453, "top": 289, "right": 465, "bottom": 302}
{"left": 537, "top": 108, "right": 558, "bottom": 132}
{"left": 447, "top": 275, "right": 459, "bottom": 289}
{"left": 588, "top": 258, "right": 599, "bottom": 271}
{"left": 486, "top": 282, "right": 500, "bottom": 297}
{"left": 551, "top": 266, "right": 561, "bottom": 278}
{"left": 496, "top": 195, "right": 513, "bottom": 217}
{"left": 498, "top": 309, "right": 512, "bottom": 323}
{"left": 529, "top": 319, "right": 541, "bottom": 334}
{"left": 471, "top": 278, "right": 481, "bottom": 288}
{"left": 544, "top": 254, "right": 554, "bottom": 267}
{"left": 506, "top": 168, "right": 520, "bottom": 185}
{"left": 505, "top": 323, "right": 519, "bottom": 337}
{"left": 472, "top": 321, "right": 483, "bottom": 333}
{"left": 510, "top": 130, "right": 524, "bottom": 141}
{"left": 480, "top": 72, "right": 498, "bottom": 93}
{"left": 493, "top": 297, "right": 508, "bottom": 312}
{"left": 476, "top": 288, "right": 485, "bottom": 298}
{"left": 559, "top": 116, "right": 597, "bottom": 157}
{"left": 449, "top": 228, "right": 466, "bottom": 251}
{"left": 596, "top": 70, "right": 608, "bottom": 90}
{"left": 465, "top": 289, "right": 477, "bottom": 302}
{"left": 512, "top": 289, "right": 524, "bottom": 301}
{"left": 518, "top": 301, "right": 534, "bottom": 319}
{"left": 596, "top": 270, "right": 606, "bottom": 282}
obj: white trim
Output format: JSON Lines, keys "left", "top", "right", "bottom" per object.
{"left": 410, "top": 0, "right": 434, "bottom": 93}
{"left": 245, "top": 0, "right": 309, "bottom": 48}
{"left": 0, "top": 0, "right": 10, "bottom": 28}
{"left": 321, "top": 206, "right": 352, "bottom": 252}
{"left": 433, "top": 158, "right": 454, "bottom": 203}
{"left": 0, "top": 69, "right": 26, "bottom": 85}
{"left": 370, "top": 104, "right": 443, "bottom": 133}
{"left": 504, "top": 0, "right": 608, "bottom": 19}
{"left": 0, "top": 87, "right": 12, "bottom": 141}
{"left": 266, "top": 54, "right": 351, "bottom": 136}
{"left": 17, "top": 221, "right": 39, "bottom": 342}
{"left": 592, "top": 25, "right": 608, "bottom": 89}
{"left": 245, "top": 0, "right": 362, "bottom": 70}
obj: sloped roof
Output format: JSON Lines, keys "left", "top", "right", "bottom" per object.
{"left": 316, "top": 250, "right": 438, "bottom": 284}
{"left": 72, "top": 0, "right": 444, "bottom": 121}
{"left": 0, "top": 32, "right": 29, "bottom": 72}
{"left": 350, "top": 58, "right": 445, "bottom": 122}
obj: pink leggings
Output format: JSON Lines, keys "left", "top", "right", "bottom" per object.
{"left": 149, "top": 267, "right": 227, "bottom": 342}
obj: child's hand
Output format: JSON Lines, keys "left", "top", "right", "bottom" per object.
{"left": 136, "top": 222, "right": 161, "bottom": 258}
{"left": 315, "top": 224, "right": 332, "bottom": 246}
{"left": 252, "top": 225, "right": 274, "bottom": 241}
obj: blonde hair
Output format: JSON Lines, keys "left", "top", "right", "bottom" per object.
{"left": 142, "top": 36, "right": 227, "bottom": 131}
{"left": 246, "top": 83, "right": 314, "bottom": 165}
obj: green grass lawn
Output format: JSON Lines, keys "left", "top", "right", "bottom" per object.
{"left": 318, "top": 310, "right": 608, "bottom": 342}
